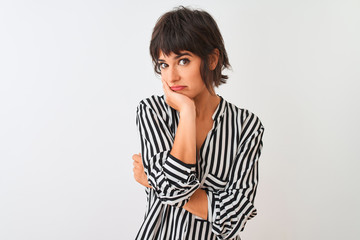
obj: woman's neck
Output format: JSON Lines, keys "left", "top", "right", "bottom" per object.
{"left": 193, "top": 89, "right": 221, "bottom": 120}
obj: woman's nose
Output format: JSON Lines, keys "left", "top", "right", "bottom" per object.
{"left": 167, "top": 67, "right": 180, "bottom": 83}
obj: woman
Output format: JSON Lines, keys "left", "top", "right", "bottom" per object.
{"left": 132, "top": 6, "right": 265, "bottom": 240}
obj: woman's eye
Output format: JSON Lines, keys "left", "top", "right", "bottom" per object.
{"left": 159, "top": 63, "right": 168, "bottom": 69}
{"left": 179, "top": 58, "right": 189, "bottom": 66}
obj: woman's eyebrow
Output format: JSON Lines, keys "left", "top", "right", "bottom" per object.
{"left": 174, "top": 52, "right": 192, "bottom": 59}
{"left": 158, "top": 52, "right": 192, "bottom": 62}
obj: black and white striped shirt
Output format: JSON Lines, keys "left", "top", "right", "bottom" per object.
{"left": 135, "top": 94, "right": 264, "bottom": 240}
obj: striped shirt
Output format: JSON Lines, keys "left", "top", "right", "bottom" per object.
{"left": 135, "top": 94, "right": 264, "bottom": 240}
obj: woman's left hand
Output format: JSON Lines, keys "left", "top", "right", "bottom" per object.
{"left": 132, "top": 153, "right": 152, "bottom": 188}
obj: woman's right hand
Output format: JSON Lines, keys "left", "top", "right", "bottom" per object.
{"left": 161, "top": 78, "right": 195, "bottom": 113}
{"left": 132, "top": 153, "right": 152, "bottom": 189}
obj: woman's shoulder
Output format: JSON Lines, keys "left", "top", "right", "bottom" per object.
{"left": 223, "top": 97, "right": 265, "bottom": 131}
{"left": 136, "top": 94, "right": 170, "bottom": 117}
{"left": 138, "top": 94, "right": 165, "bottom": 106}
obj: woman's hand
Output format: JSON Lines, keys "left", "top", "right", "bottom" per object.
{"left": 132, "top": 153, "right": 152, "bottom": 188}
{"left": 161, "top": 78, "right": 195, "bottom": 113}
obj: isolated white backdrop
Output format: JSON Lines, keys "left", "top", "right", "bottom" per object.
{"left": 1, "top": 0, "right": 359, "bottom": 239}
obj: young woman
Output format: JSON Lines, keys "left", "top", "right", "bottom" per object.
{"left": 132, "top": 6, "right": 265, "bottom": 240}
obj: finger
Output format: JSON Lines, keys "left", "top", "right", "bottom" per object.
{"left": 161, "top": 78, "right": 171, "bottom": 94}
{"left": 133, "top": 161, "right": 140, "bottom": 168}
{"left": 134, "top": 162, "right": 144, "bottom": 170}
{"left": 135, "top": 157, "right": 144, "bottom": 167}
{"left": 133, "top": 162, "right": 141, "bottom": 169}
{"left": 132, "top": 154, "right": 141, "bottom": 162}
{"left": 161, "top": 79, "right": 172, "bottom": 104}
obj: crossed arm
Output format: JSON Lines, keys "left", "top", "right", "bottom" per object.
{"left": 132, "top": 152, "right": 208, "bottom": 220}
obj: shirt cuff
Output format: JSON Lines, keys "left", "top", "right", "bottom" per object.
{"left": 162, "top": 153, "right": 197, "bottom": 185}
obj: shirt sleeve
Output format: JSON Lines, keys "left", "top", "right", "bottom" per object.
{"left": 205, "top": 123, "right": 265, "bottom": 239}
{"left": 136, "top": 100, "right": 200, "bottom": 207}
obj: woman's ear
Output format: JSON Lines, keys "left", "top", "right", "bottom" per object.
{"left": 209, "top": 48, "right": 220, "bottom": 70}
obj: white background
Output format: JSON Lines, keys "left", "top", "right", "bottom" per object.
{"left": 1, "top": 0, "right": 359, "bottom": 239}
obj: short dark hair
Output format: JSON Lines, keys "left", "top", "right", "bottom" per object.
{"left": 149, "top": 6, "right": 231, "bottom": 94}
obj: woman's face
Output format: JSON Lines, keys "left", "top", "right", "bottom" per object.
{"left": 158, "top": 50, "right": 208, "bottom": 99}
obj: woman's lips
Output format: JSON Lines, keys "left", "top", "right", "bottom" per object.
{"left": 170, "top": 86, "right": 186, "bottom": 91}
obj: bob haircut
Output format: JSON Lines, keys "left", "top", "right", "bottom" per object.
{"left": 150, "top": 6, "right": 231, "bottom": 94}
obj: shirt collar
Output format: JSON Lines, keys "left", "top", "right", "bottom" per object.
{"left": 212, "top": 94, "right": 227, "bottom": 121}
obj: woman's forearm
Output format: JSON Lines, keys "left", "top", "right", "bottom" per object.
{"left": 170, "top": 105, "right": 196, "bottom": 165}
{"left": 183, "top": 188, "right": 208, "bottom": 220}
